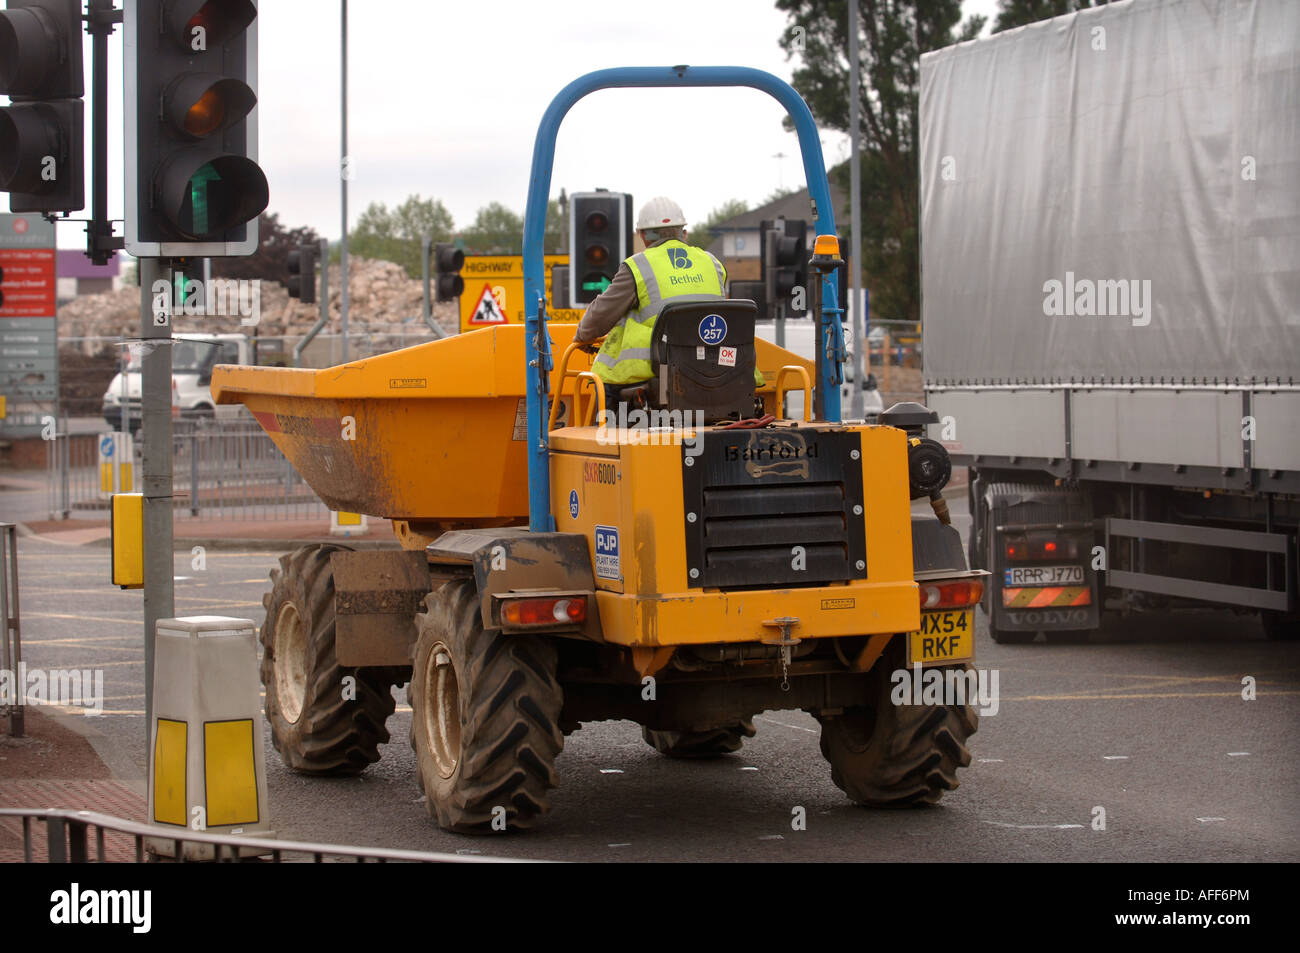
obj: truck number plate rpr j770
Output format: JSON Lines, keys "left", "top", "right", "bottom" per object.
{"left": 1004, "top": 565, "right": 1084, "bottom": 586}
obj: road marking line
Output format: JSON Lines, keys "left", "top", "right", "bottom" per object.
{"left": 608, "top": 843, "right": 631, "bottom": 848}
{"left": 755, "top": 715, "right": 818, "bottom": 734}
{"left": 1002, "top": 690, "right": 1300, "bottom": 701}
{"left": 758, "top": 834, "right": 785, "bottom": 840}
{"left": 1227, "top": 752, "right": 1250, "bottom": 757}
{"left": 1196, "top": 817, "right": 1226, "bottom": 823}
{"left": 983, "top": 821, "right": 1085, "bottom": 830}
{"left": 1103, "top": 755, "right": 1129, "bottom": 760}
{"left": 599, "top": 769, "right": 624, "bottom": 774}
{"left": 978, "top": 758, "right": 1004, "bottom": 763}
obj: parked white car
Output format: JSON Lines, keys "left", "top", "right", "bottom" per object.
{"left": 101, "top": 333, "right": 261, "bottom": 431}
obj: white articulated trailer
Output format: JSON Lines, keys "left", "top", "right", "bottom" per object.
{"left": 919, "top": 0, "right": 1300, "bottom": 641}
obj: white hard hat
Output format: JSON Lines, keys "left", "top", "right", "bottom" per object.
{"left": 636, "top": 196, "right": 686, "bottom": 231}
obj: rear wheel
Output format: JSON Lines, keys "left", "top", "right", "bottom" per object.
{"left": 260, "top": 544, "right": 396, "bottom": 774}
{"left": 643, "top": 719, "right": 756, "bottom": 758}
{"left": 410, "top": 580, "right": 564, "bottom": 832}
{"left": 816, "top": 642, "right": 977, "bottom": 806}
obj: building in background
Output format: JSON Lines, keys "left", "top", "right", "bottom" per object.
{"left": 56, "top": 250, "right": 121, "bottom": 305}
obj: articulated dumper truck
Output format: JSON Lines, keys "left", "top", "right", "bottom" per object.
{"left": 215, "top": 67, "right": 986, "bottom": 832}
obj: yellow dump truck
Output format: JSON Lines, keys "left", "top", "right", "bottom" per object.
{"left": 213, "top": 66, "right": 986, "bottom": 833}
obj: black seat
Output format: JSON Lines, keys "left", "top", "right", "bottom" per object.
{"left": 619, "top": 299, "right": 758, "bottom": 423}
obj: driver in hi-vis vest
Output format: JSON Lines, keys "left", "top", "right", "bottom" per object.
{"left": 575, "top": 196, "right": 741, "bottom": 412}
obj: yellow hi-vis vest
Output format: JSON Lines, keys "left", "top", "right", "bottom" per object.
{"left": 592, "top": 240, "right": 727, "bottom": 386}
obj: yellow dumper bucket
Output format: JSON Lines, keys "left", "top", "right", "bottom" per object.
{"left": 212, "top": 323, "right": 812, "bottom": 528}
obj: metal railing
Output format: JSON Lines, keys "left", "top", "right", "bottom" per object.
{"left": 44, "top": 416, "right": 329, "bottom": 522}
{"left": 0, "top": 523, "right": 22, "bottom": 737}
{"left": 0, "top": 808, "right": 523, "bottom": 863}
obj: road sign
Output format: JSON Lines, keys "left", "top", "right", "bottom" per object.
{"left": 457, "top": 254, "right": 583, "bottom": 332}
{"left": 0, "top": 213, "right": 58, "bottom": 437}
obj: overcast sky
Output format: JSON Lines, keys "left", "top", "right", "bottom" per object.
{"left": 2, "top": 0, "right": 999, "bottom": 251}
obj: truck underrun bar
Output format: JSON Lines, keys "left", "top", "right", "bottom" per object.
{"left": 521, "top": 65, "right": 842, "bottom": 532}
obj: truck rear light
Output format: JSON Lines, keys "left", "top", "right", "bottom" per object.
{"left": 1007, "top": 533, "right": 1077, "bottom": 561}
{"left": 919, "top": 579, "right": 984, "bottom": 610}
{"left": 500, "top": 595, "right": 586, "bottom": 627}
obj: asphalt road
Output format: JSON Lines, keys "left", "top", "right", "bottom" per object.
{"left": 8, "top": 496, "right": 1299, "bottom": 862}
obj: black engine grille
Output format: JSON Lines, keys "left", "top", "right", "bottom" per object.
{"left": 683, "top": 429, "right": 867, "bottom": 590}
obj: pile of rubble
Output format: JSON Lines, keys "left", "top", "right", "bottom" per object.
{"left": 58, "top": 257, "right": 459, "bottom": 353}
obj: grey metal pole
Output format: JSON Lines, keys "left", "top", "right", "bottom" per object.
{"left": 339, "top": 0, "right": 349, "bottom": 364}
{"left": 140, "top": 258, "right": 174, "bottom": 737}
{"left": 422, "top": 235, "right": 431, "bottom": 326}
{"left": 292, "top": 239, "right": 331, "bottom": 367}
{"left": 849, "top": 0, "right": 865, "bottom": 418}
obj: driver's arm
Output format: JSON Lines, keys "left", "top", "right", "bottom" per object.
{"left": 574, "top": 262, "right": 638, "bottom": 342}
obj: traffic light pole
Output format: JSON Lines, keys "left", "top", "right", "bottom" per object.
{"left": 339, "top": 0, "right": 349, "bottom": 363}
{"left": 847, "top": 0, "right": 865, "bottom": 418}
{"left": 86, "top": 0, "right": 124, "bottom": 265}
{"left": 140, "top": 257, "right": 174, "bottom": 735}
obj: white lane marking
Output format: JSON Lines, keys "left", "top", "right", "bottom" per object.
{"left": 740, "top": 766, "right": 759, "bottom": 771}
{"left": 1227, "top": 752, "right": 1250, "bottom": 757}
{"left": 758, "top": 834, "right": 785, "bottom": 841}
{"left": 983, "top": 821, "right": 1085, "bottom": 830}
{"left": 1103, "top": 755, "right": 1129, "bottom": 760}
{"left": 1196, "top": 817, "right": 1226, "bottom": 823}
{"left": 755, "top": 715, "right": 818, "bottom": 734}
{"left": 608, "top": 843, "right": 631, "bottom": 848}
{"left": 599, "top": 768, "right": 624, "bottom": 774}
{"left": 978, "top": 758, "right": 1004, "bottom": 763}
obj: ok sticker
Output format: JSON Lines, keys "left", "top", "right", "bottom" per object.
{"left": 718, "top": 345, "right": 737, "bottom": 367}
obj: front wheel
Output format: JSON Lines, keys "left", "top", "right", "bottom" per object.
{"left": 260, "top": 544, "right": 396, "bottom": 775}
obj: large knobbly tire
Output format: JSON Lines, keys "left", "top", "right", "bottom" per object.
{"left": 410, "top": 580, "right": 564, "bottom": 833}
{"left": 260, "top": 544, "right": 396, "bottom": 775}
{"left": 816, "top": 649, "right": 977, "bottom": 806}
{"left": 643, "top": 719, "right": 756, "bottom": 758}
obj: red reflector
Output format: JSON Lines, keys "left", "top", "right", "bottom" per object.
{"left": 919, "top": 579, "right": 985, "bottom": 610}
{"left": 1044, "top": 540, "right": 1058, "bottom": 553}
{"left": 501, "top": 596, "right": 586, "bottom": 627}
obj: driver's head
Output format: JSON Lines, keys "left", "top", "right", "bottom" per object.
{"left": 636, "top": 196, "right": 687, "bottom": 246}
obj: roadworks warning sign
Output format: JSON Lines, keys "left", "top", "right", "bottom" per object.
{"left": 468, "top": 283, "right": 508, "bottom": 325}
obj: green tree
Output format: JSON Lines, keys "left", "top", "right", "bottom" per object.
{"left": 694, "top": 198, "right": 751, "bottom": 246}
{"left": 777, "top": 0, "right": 984, "bottom": 324}
{"left": 210, "top": 212, "right": 321, "bottom": 285}
{"left": 460, "top": 202, "right": 524, "bottom": 255}
{"left": 993, "top": 0, "right": 1112, "bottom": 32}
{"left": 348, "top": 195, "right": 455, "bottom": 277}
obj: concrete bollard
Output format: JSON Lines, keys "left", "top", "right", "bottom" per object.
{"left": 146, "top": 616, "right": 273, "bottom": 860}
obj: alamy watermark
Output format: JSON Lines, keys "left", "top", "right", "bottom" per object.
{"left": 151, "top": 278, "right": 261, "bottom": 326}
{"left": 891, "top": 663, "right": 999, "bottom": 716}
{"left": 1, "top": 664, "right": 104, "bottom": 716}
{"left": 1042, "top": 271, "right": 1152, "bottom": 327}
{"left": 595, "top": 405, "right": 705, "bottom": 458}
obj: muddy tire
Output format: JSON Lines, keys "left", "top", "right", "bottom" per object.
{"left": 643, "top": 719, "right": 756, "bottom": 758}
{"left": 410, "top": 580, "right": 564, "bottom": 833}
{"left": 816, "top": 644, "right": 977, "bottom": 806}
{"left": 260, "top": 544, "right": 396, "bottom": 775}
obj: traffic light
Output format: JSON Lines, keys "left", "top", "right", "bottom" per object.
{"left": 0, "top": 0, "right": 85, "bottom": 213}
{"left": 433, "top": 242, "right": 463, "bottom": 301}
{"left": 569, "top": 191, "right": 631, "bottom": 305}
{"left": 124, "top": 0, "right": 267, "bottom": 257}
{"left": 285, "top": 242, "right": 316, "bottom": 304}
{"left": 761, "top": 218, "right": 808, "bottom": 318}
